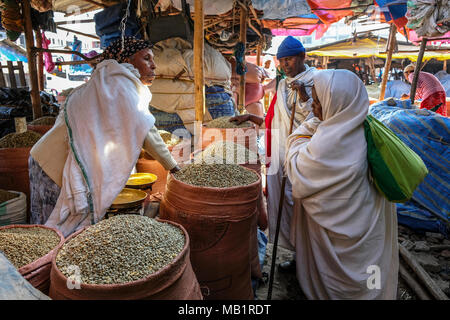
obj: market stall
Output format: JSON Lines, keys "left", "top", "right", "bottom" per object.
{"left": 0, "top": 0, "right": 448, "bottom": 302}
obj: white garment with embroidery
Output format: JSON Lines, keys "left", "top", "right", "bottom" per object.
{"left": 45, "top": 60, "right": 155, "bottom": 237}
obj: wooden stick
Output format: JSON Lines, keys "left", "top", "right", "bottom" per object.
{"left": 56, "top": 26, "right": 100, "bottom": 40}
{"left": 410, "top": 38, "right": 427, "bottom": 105}
{"left": 379, "top": 24, "right": 397, "bottom": 101}
{"left": 369, "top": 56, "right": 377, "bottom": 83}
{"left": 248, "top": 19, "right": 262, "bottom": 38}
{"left": 420, "top": 58, "right": 431, "bottom": 71}
{"left": 64, "top": 7, "right": 98, "bottom": 17}
{"left": 22, "top": 0, "right": 42, "bottom": 120}
{"left": 399, "top": 262, "right": 432, "bottom": 300}
{"left": 0, "top": 62, "right": 5, "bottom": 87}
{"left": 55, "top": 19, "right": 95, "bottom": 26}
{"left": 80, "top": 0, "right": 107, "bottom": 8}
{"left": 238, "top": 3, "right": 247, "bottom": 114}
{"left": 35, "top": 29, "right": 44, "bottom": 92}
{"left": 7, "top": 61, "right": 17, "bottom": 88}
{"left": 443, "top": 60, "right": 447, "bottom": 71}
{"left": 17, "top": 61, "right": 26, "bottom": 87}
{"left": 194, "top": 0, "right": 205, "bottom": 127}
{"left": 267, "top": 91, "right": 298, "bottom": 300}
{"left": 399, "top": 244, "right": 449, "bottom": 300}
{"left": 249, "top": 4, "right": 262, "bottom": 26}
{"left": 256, "top": 43, "right": 261, "bottom": 66}
{"left": 32, "top": 48, "right": 91, "bottom": 61}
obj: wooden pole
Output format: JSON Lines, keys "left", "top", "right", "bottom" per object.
{"left": 22, "top": 0, "right": 42, "bottom": 119}
{"left": 256, "top": 43, "right": 261, "bottom": 66}
{"left": 238, "top": 2, "right": 247, "bottom": 114}
{"left": 399, "top": 262, "right": 432, "bottom": 300}
{"left": 32, "top": 48, "right": 91, "bottom": 60}
{"left": 410, "top": 38, "right": 427, "bottom": 105}
{"left": 443, "top": 59, "right": 447, "bottom": 71}
{"left": 194, "top": 0, "right": 205, "bottom": 126}
{"left": 379, "top": 24, "right": 397, "bottom": 100}
{"left": 399, "top": 245, "right": 449, "bottom": 300}
{"left": 56, "top": 26, "right": 100, "bottom": 40}
{"left": 369, "top": 56, "right": 377, "bottom": 84}
{"left": 267, "top": 91, "right": 298, "bottom": 300}
{"left": 35, "top": 29, "right": 44, "bottom": 92}
{"left": 324, "top": 56, "right": 329, "bottom": 69}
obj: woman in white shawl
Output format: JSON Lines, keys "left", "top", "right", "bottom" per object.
{"left": 30, "top": 37, "right": 179, "bottom": 236}
{"left": 285, "top": 69, "right": 399, "bottom": 299}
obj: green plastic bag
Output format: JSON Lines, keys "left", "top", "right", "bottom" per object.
{"left": 363, "top": 115, "right": 428, "bottom": 203}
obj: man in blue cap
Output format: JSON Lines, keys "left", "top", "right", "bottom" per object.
{"left": 230, "top": 36, "right": 320, "bottom": 272}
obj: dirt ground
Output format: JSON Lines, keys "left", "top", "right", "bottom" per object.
{"left": 255, "top": 243, "right": 306, "bottom": 300}
{"left": 254, "top": 241, "right": 416, "bottom": 300}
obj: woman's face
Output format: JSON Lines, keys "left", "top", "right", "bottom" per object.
{"left": 127, "top": 48, "right": 156, "bottom": 85}
{"left": 311, "top": 86, "right": 323, "bottom": 121}
{"left": 404, "top": 70, "right": 412, "bottom": 83}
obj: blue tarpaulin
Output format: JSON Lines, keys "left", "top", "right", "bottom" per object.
{"left": 0, "top": 40, "right": 27, "bottom": 62}
{"left": 369, "top": 99, "right": 450, "bottom": 236}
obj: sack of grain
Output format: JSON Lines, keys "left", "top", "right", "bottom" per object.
{"left": 0, "top": 190, "right": 26, "bottom": 226}
{"left": 0, "top": 225, "right": 64, "bottom": 294}
{"left": 49, "top": 215, "right": 202, "bottom": 300}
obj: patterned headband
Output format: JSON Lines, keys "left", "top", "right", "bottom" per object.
{"left": 99, "top": 37, "right": 153, "bottom": 63}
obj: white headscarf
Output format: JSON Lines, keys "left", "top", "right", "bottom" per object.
{"left": 285, "top": 70, "right": 398, "bottom": 300}
{"left": 286, "top": 69, "right": 369, "bottom": 199}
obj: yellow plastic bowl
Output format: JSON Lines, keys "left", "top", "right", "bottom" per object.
{"left": 126, "top": 172, "right": 158, "bottom": 187}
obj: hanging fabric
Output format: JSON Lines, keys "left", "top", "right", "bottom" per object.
{"left": 41, "top": 31, "right": 55, "bottom": 73}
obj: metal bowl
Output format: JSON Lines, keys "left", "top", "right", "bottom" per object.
{"left": 110, "top": 188, "right": 148, "bottom": 209}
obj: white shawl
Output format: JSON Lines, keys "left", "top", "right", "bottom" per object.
{"left": 285, "top": 69, "right": 398, "bottom": 299}
{"left": 266, "top": 65, "right": 321, "bottom": 250}
{"left": 46, "top": 60, "right": 155, "bottom": 237}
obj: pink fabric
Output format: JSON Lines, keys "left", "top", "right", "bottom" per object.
{"left": 270, "top": 28, "right": 316, "bottom": 36}
{"left": 270, "top": 24, "right": 329, "bottom": 38}
{"left": 314, "top": 24, "right": 329, "bottom": 40}
{"left": 408, "top": 30, "right": 450, "bottom": 45}
{"left": 408, "top": 71, "right": 445, "bottom": 101}
{"left": 42, "top": 32, "right": 55, "bottom": 73}
{"left": 245, "top": 82, "right": 265, "bottom": 106}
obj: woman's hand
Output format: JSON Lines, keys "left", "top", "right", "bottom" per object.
{"left": 229, "top": 114, "right": 251, "bottom": 125}
{"left": 229, "top": 114, "right": 264, "bottom": 126}
{"left": 289, "top": 80, "right": 310, "bottom": 102}
{"left": 170, "top": 165, "right": 181, "bottom": 174}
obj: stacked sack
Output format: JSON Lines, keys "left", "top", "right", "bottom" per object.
{"left": 150, "top": 37, "right": 235, "bottom": 134}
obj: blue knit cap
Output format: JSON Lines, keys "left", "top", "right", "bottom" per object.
{"left": 276, "top": 36, "right": 305, "bottom": 59}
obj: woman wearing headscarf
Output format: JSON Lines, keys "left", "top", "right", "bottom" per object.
{"left": 231, "top": 37, "right": 320, "bottom": 268}
{"left": 285, "top": 69, "right": 399, "bottom": 299}
{"left": 29, "top": 37, "right": 179, "bottom": 236}
{"left": 402, "top": 64, "right": 447, "bottom": 116}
